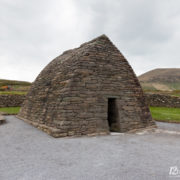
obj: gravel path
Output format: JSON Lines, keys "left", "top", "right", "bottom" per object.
{"left": 156, "top": 121, "right": 180, "bottom": 131}
{"left": 0, "top": 116, "right": 180, "bottom": 180}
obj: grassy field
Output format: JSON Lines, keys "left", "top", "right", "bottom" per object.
{"left": 0, "top": 91, "right": 27, "bottom": 95}
{"left": 1, "top": 106, "right": 180, "bottom": 123}
{"left": 150, "top": 106, "right": 180, "bottom": 123}
{"left": 0, "top": 107, "right": 20, "bottom": 114}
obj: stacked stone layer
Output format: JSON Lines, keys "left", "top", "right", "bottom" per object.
{"left": 0, "top": 95, "right": 25, "bottom": 107}
{"left": 18, "top": 35, "right": 155, "bottom": 137}
{"left": 145, "top": 93, "right": 180, "bottom": 108}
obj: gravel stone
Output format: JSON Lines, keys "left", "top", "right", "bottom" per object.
{"left": 0, "top": 116, "right": 179, "bottom": 180}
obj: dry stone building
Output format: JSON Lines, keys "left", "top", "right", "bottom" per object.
{"left": 18, "top": 35, "right": 155, "bottom": 137}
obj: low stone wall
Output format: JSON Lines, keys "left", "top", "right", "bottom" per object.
{"left": 1, "top": 93, "right": 180, "bottom": 109}
{"left": 0, "top": 95, "right": 26, "bottom": 107}
{"left": 145, "top": 94, "right": 180, "bottom": 108}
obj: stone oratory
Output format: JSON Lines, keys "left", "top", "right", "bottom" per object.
{"left": 18, "top": 35, "right": 155, "bottom": 137}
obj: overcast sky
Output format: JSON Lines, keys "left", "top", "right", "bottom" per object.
{"left": 1, "top": 0, "right": 180, "bottom": 82}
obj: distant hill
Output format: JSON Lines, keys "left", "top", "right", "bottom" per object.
{"left": 0, "top": 79, "right": 31, "bottom": 86}
{"left": 138, "top": 68, "right": 180, "bottom": 92}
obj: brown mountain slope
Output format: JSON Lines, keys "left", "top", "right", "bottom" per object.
{"left": 138, "top": 68, "right": 180, "bottom": 91}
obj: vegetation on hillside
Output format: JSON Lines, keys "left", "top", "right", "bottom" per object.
{"left": 143, "top": 89, "right": 180, "bottom": 97}
{"left": 0, "top": 79, "right": 31, "bottom": 86}
{"left": 139, "top": 68, "right": 180, "bottom": 83}
{"left": 0, "top": 79, "right": 31, "bottom": 95}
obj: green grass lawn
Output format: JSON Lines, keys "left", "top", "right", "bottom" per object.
{"left": 0, "top": 91, "right": 27, "bottom": 95}
{"left": 0, "top": 107, "right": 20, "bottom": 114}
{"left": 0, "top": 106, "right": 180, "bottom": 123}
{"left": 150, "top": 106, "right": 180, "bottom": 123}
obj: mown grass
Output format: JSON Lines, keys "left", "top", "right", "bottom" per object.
{"left": 150, "top": 106, "right": 180, "bottom": 123}
{"left": 0, "top": 107, "right": 20, "bottom": 114}
{"left": 0, "top": 91, "right": 27, "bottom": 95}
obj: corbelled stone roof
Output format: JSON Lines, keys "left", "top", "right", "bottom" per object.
{"left": 18, "top": 35, "right": 155, "bottom": 137}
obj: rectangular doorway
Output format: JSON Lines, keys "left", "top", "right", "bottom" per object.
{"left": 108, "top": 98, "right": 120, "bottom": 132}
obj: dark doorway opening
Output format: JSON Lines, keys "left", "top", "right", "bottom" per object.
{"left": 108, "top": 98, "right": 120, "bottom": 132}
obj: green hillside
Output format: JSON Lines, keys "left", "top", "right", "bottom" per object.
{"left": 0, "top": 79, "right": 31, "bottom": 95}
{"left": 0, "top": 79, "right": 31, "bottom": 86}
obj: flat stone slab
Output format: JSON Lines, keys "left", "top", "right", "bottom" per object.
{"left": 0, "top": 113, "right": 5, "bottom": 124}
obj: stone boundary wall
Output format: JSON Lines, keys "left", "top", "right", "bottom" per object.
{"left": 0, "top": 95, "right": 26, "bottom": 107}
{"left": 1, "top": 93, "right": 180, "bottom": 109}
{"left": 145, "top": 93, "right": 180, "bottom": 108}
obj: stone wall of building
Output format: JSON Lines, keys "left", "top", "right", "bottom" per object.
{"left": 18, "top": 35, "right": 155, "bottom": 137}
{"left": 145, "top": 93, "right": 180, "bottom": 108}
{"left": 0, "top": 95, "right": 26, "bottom": 107}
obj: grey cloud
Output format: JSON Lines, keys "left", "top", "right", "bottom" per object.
{"left": 0, "top": 0, "right": 180, "bottom": 81}
{"left": 75, "top": 0, "right": 174, "bottom": 54}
